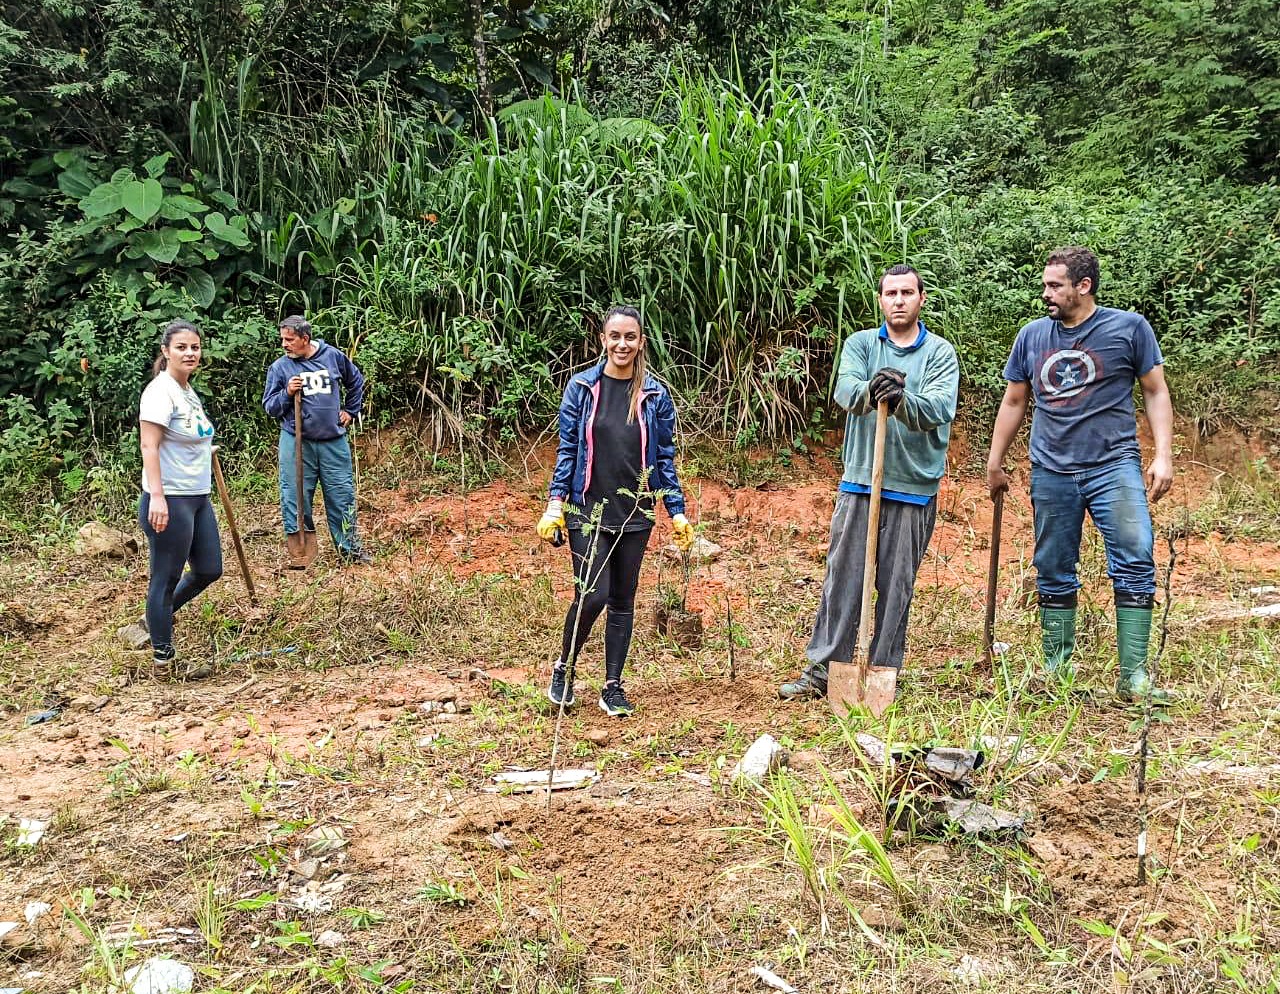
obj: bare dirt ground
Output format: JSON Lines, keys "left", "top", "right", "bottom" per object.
{"left": 1, "top": 425, "right": 1278, "bottom": 993}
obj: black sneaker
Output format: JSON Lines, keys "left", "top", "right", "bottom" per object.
{"left": 547, "top": 664, "right": 574, "bottom": 708}
{"left": 599, "top": 681, "right": 635, "bottom": 717}
{"left": 339, "top": 548, "right": 373, "bottom": 566}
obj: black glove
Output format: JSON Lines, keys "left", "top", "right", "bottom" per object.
{"left": 868, "top": 367, "right": 907, "bottom": 412}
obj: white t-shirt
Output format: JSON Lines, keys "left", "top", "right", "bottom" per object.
{"left": 139, "top": 371, "right": 215, "bottom": 495}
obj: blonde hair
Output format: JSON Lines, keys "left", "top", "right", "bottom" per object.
{"left": 602, "top": 305, "right": 646, "bottom": 424}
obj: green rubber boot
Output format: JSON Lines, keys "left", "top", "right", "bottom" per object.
{"left": 1040, "top": 606, "right": 1077, "bottom": 680}
{"left": 1115, "top": 606, "right": 1173, "bottom": 705}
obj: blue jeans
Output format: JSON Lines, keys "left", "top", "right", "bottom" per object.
{"left": 279, "top": 432, "right": 359, "bottom": 555}
{"left": 1032, "top": 458, "right": 1155, "bottom": 600}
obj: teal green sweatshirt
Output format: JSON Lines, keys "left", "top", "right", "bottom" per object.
{"left": 834, "top": 324, "right": 959, "bottom": 497}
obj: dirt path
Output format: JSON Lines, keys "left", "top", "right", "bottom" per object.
{"left": 1, "top": 429, "right": 1278, "bottom": 992}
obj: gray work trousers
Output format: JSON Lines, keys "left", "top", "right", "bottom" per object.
{"left": 805, "top": 492, "right": 937, "bottom": 675}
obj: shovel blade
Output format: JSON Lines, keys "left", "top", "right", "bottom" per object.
{"left": 863, "top": 665, "right": 899, "bottom": 718}
{"left": 827, "top": 659, "right": 863, "bottom": 715}
{"left": 286, "top": 531, "right": 319, "bottom": 569}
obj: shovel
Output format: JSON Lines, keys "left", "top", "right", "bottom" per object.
{"left": 829, "top": 400, "right": 897, "bottom": 718}
{"left": 982, "top": 490, "right": 1005, "bottom": 669}
{"left": 211, "top": 448, "right": 257, "bottom": 605}
{"left": 286, "top": 392, "right": 319, "bottom": 569}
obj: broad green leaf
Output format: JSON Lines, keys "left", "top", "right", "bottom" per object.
{"left": 2, "top": 178, "right": 46, "bottom": 197}
{"left": 121, "top": 179, "right": 163, "bottom": 222}
{"left": 174, "top": 228, "right": 204, "bottom": 242}
{"left": 80, "top": 183, "right": 123, "bottom": 218}
{"left": 134, "top": 228, "right": 181, "bottom": 264}
{"left": 183, "top": 269, "right": 216, "bottom": 308}
{"left": 57, "top": 165, "right": 96, "bottom": 198}
{"left": 158, "top": 194, "right": 209, "bottom": 220}
{"left": 143, "top": 152, "right": 172, "bottom": 178}
{"left": 110, "top": 168, "right": 134, "bottom": 186}
{"left": 204, "top": 211, "right": 251, "bottom": 248}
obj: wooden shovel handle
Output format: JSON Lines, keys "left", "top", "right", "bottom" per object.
{"left": 212, "top": 451, "right": 257, "bottom": 605}
{"left": 293, "top": 391, "right": 305, "bottom": 502}
{"left": 856, "top": 401, "right": 890, "bottom": 666}
{"left": 983, "top": 490, "right": 1004, "bottom": 667}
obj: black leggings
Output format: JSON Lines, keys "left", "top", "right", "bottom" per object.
{"left": 138, "top": 493, "right": 223, "bottom": 659}
{"left": 560, "top": 527, "right": 650, "bottom": 684}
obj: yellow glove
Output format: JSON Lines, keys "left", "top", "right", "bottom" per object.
{"left": 537, "top": 499, "right": 565, "bottom": 541}
{"left": 672, "top": 513, "right": 695, "bottom": 551}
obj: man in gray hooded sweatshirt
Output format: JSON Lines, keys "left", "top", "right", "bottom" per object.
{"left": 263, "top": 315, "right": 370, "bottom": 564}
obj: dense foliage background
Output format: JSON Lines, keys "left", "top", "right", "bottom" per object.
{"left": 2, "top": 0, "right": 1277, "bottom": 529}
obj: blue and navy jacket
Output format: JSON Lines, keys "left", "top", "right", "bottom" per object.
{"left": 548, "top": 361, "right": 686, "bottom": 518}
{"left": 263, "top": 339, "right": 365, "bottom": 441}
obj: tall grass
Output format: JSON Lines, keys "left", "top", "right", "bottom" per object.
{"left": 324, "top": 72, "right": 929, "bottom": 442}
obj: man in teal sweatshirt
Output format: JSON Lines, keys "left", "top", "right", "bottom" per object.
{"left": 780, "top": 264, "right": 959, "bottom": 700}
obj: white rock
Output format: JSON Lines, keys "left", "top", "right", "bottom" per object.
{"left": 663, "top": 535, "right": 723, "bottom": 564}
{"left": 992, "top": 641, "right": 1011, "bottom": 656}
{"left": 732, "top": 734, "right": 788, "bottom": 783}
{"left": 124, "top": 957, "right": 194, "bottom": 994}
{"left": 316, "top": 930, "right": 345, "bottom": 948}
{"left": 75, "top": 521, "right": 138, "bottom": 558}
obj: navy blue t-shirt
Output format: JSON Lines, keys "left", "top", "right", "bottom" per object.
{"left": 1003, "top": 306, "right": 1163, "bottom": 474}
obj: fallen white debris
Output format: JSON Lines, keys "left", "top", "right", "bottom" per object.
{"left": 15, "top": 819, "right": 46, "bottom": 847}
{"left": 124, "top": 957, "right": 194, "bottom": 994}
{"left": 486, "top": 768, "right": 599, "bottom": 793}
{"left": 749, "top": 965, "right": 799, "bottom": 993}
{"left": 304, "top": 825, "right": 348, "bottom": 855}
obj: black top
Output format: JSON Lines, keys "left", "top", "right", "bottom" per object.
{"left": 575, "top": 373, "right": 654, "bottom": 532}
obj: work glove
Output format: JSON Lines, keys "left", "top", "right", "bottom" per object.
{"left": 672, "top": 513, "right": 695, "bottom": 552}
{"left": 868, "top": 367, "right": 907, "bottom": 413}
{"left": 537, "top": 499, "right": 565, "bottom": 542}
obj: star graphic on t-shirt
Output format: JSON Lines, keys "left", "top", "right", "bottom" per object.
{"left": 1057, "top": 362, "right": 1081, "bottom": 388}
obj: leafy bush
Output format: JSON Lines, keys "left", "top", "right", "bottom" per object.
{"left": 323, "top": 79, "right": 928, "bottom": 445}
{"left": 932, "top": 178, "right": 1280, "bottom": 425}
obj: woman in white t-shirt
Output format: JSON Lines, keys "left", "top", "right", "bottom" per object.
{"left": 137, "top": 320, "right": 222, "bottom": 678}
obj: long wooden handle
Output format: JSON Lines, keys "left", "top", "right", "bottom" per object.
{"left": 983, "top": 490, "right": 1004, "bottom": 667}
{"left": 212, "top": 451, "right": 257, "bottom": 605}
{"left": 293, "top": 391, "right": 305, "bottom": 518}
{"left": 856, "top": 401, "right": 890, "bottom": 663}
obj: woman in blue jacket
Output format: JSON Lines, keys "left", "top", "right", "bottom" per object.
{"left": 537, "top": 306, "right": 695, "bottom": 716}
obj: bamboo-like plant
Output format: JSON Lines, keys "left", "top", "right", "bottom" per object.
{"left": 321, "top": 70, "right": 928, "bottom": 442}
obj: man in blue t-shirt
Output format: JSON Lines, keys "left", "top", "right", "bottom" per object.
{"left": 985, "top": 246, "right": 1175, "bottom": 703}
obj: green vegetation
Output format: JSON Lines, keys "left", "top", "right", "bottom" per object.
{"left": 2, "top": 0, "right": 1277, "bottom": 530}
{"left": 2, "top": 478, "right": 1278, "bottom": 991}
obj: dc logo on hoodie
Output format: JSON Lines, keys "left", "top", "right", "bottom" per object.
{"left": 301, "top": 370, "right": 332, "bottom": 396}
